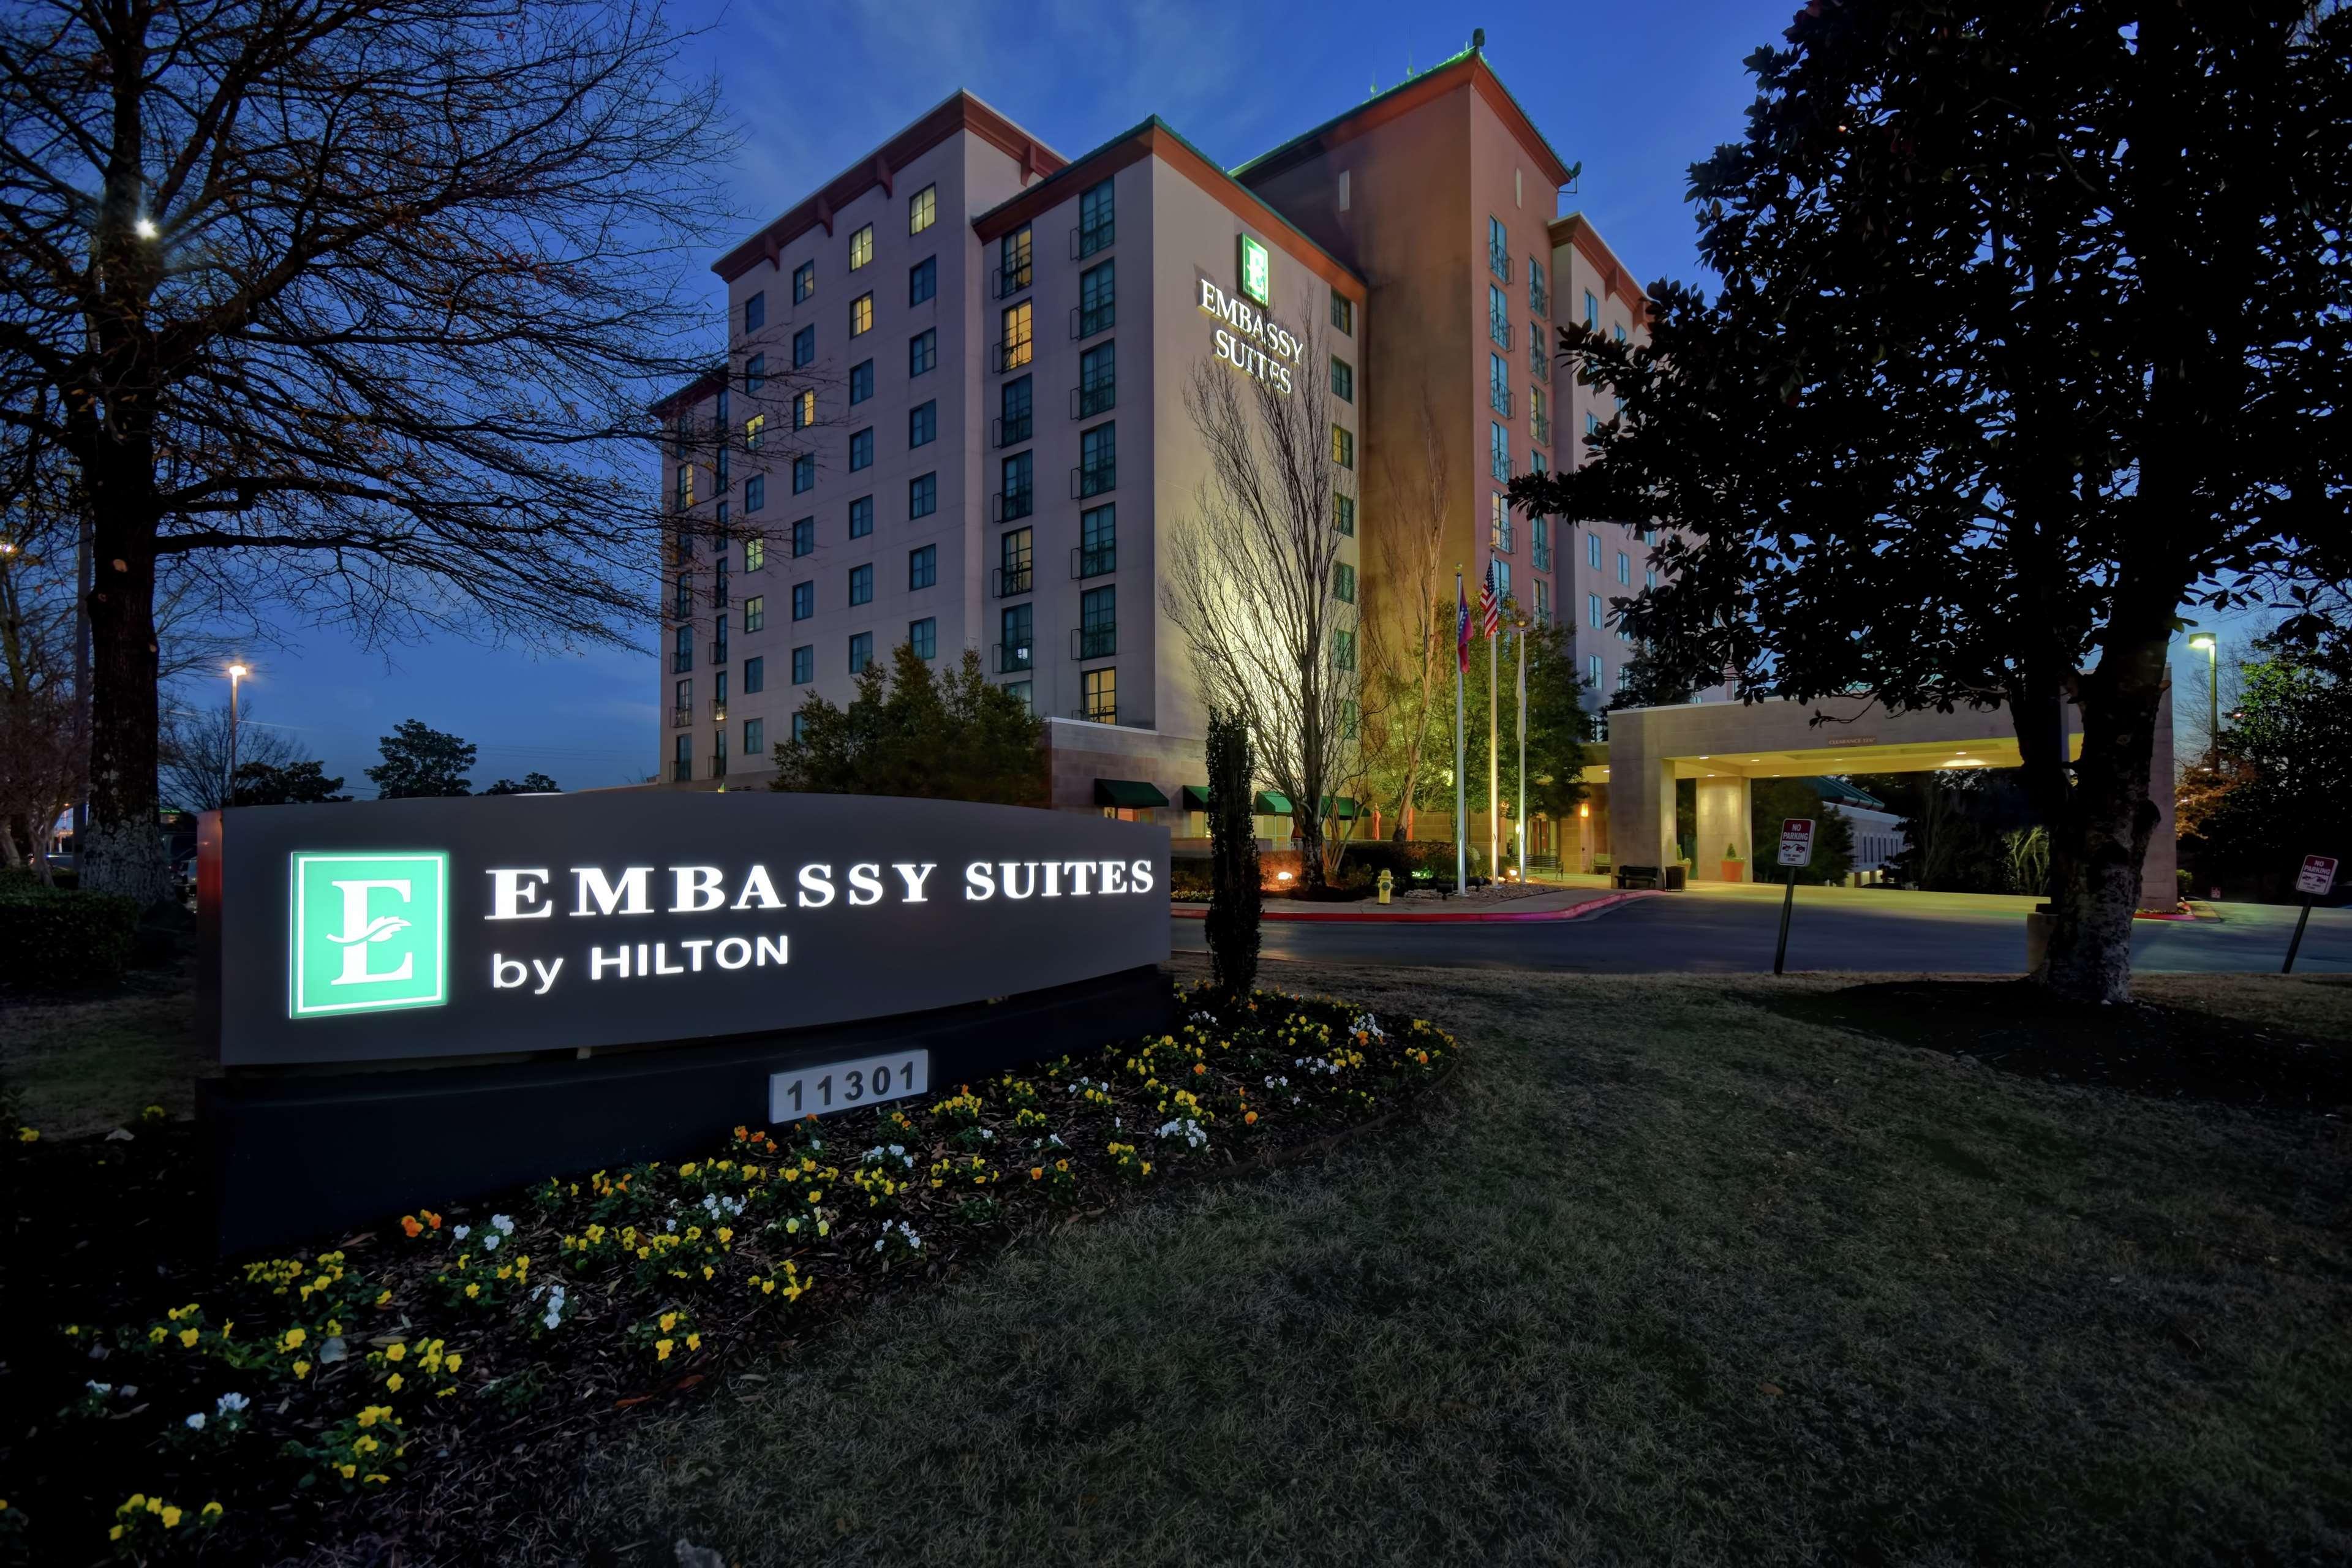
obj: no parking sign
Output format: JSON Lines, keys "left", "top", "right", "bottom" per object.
{"left": 1777, "top": 819, "right": 1815, "bottom": 867}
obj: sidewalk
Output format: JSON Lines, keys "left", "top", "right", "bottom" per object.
{"left": 1170, "top": 886, "right": 1656, "bottom": 923}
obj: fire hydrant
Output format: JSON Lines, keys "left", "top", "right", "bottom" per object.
{"left": 1377, "top": 869, "right": 1394, "bottom": 905}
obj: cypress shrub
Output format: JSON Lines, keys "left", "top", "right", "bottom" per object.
{"left": 1204, "top": 710, "right": 1260, "bottom": 998}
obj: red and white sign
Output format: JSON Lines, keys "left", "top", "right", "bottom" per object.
{"left": 2296, "top": 855, "right": 2338, "bottom": 897}
{"left": 1777, "top": 818, "right": 1815, "bottom": 868}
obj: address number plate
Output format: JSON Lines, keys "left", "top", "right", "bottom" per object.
{"left": 769, "top": 1048, "right": 930, "bottom": 1123}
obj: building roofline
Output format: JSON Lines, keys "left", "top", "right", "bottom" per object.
{"left": 1550, "top": 211, "right": 1651, "bottom": 321}
{"left": 650, "top": 364, "right": 727, "bottom": 418}
{"left": 971, "top": 116, "right": 1368, "bottom": 300}
{"left": 712, "top": 89, "right": 1066, "bottom": 285}
{"left": 1229, "top": 47, "right": 1575, "bottom": 192}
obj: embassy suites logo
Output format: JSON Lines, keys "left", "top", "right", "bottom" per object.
{"left": 284, "top": 851, "right": 1158, "bottom": 1017}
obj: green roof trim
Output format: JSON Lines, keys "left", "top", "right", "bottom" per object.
{"left": 1254, "top": 791, "right": 1294, "bottom": 816}
{"left": 1229, "top": 47, "right": 1577, "bottom": 193}
{"left": 1095, "top": 778, "right": 1170, "bottom": 810}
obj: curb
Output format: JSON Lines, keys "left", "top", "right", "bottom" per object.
{"left": 1171, "top": 889, "right": 1660, "bottom": 925}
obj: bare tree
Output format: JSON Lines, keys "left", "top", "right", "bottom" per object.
{"left": 0, "top": 424, "right": 80, "bottom": 874}
{"left": 0, "top": 0, "right": 760, "bottom": 900}
{"left": 1364, "top": 391, "right": 1453, "bottom": 841}
{"left": 160, "top": 699, "right": 302, "bottom": 812}
{"left": 1162, "top": 324, "right": 1364, "bottom": 891}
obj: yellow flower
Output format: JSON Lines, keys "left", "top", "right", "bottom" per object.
{"left": 178, "top": 1327, "right": 199, "bottom": 1348}
{"left": 685, "top": 1332, "right": 701, "bottom": 1351}
{"left": 202, "top": 1502, "right": 222, "bottom": 1520}
{"left": 145, "top": 1498, "right": 161, "bottom": 1515}
{"left": 110, "top": 1525, "right": 124, "bottom": 1542}
{"left": 292, "top": 1359, "right": 312, "bottom": 1379}
{"left": 655, "top": 1338, "right": 674, "bottom": 1361}
{"left": 385, "top": 1342, "right": 405, "bottom": 1362}
{"left": 162, "top": 1506, "right": 183, "bottom": 1528}
{"left": 339, "top": 1463, "right": 356, "bottom": 1480}
{"left": 386, "top": 1373, "right": 404, "bottom": 1392}
{"left": 444, "top": 1353, "right": 461, "bottom": 1371}
{"left": 364, "top": 1472, "right": 389, "bottom": 1485}
{"left": 658, "top": 1312, "right": 677, "bottom": 1332}
{"left": 16, "top": 1127, "right": 36, "bottom": 1144}
{"left": 126, "top": 1494, "right": 147, "bottom": 1512}
{"left": 281, "top": 1326, "right": 306, "bottom": 1350}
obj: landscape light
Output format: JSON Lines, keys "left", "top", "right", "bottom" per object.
{"left": 135, "top": 217, "right": 159, "bottom": 239}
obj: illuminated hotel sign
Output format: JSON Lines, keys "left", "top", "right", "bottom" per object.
{"left": 1198, "top": 273, "right": 1302, "bottom": 395}
{"left": 203, "top": 793, "right": 1170, "bottom": 1066}
{"left": 1238, "top": 233, "right": 1271, "bottom": 305}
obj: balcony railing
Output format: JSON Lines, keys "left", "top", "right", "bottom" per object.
{"left": 672, "top": 758, "right": 691, "bottom": 782}
{"left": 709, "top": 753, "right": 728, "bottom": 778}
{"left": 1071, "top": 302, "right": 1114, "bottom": 339}
{"left": 992, "top": 260, "right": 1031, "bottom": 299}
{"left": 993, "top": 641, "right": 1033, "bottom": 674}
{"left": 1488, "top": 385, "right": 1513, "bottom": 418}
{"left": 711, "top": 701, "right": 727, "bottom": 724}
{"left": 992, "top": 412, "right": 1032, "bottom": 448}
{"left": 1071, "top": 380, "right": 1115, "bottom": 419}
{"left": 671, "top": 704, "right": 692, "bottom": 728}
{"left": 992, "top": 486, "right": 1034, "bottom": 523}
{"left": 709, "top": 639, "right": 729, "bottom": 663}
{"left": 672, "top": 594, "right": 693, "bottom": 619}
{"left": 1490, "top": 453, "right": 1514, "bottom": 483}
{"left": 1532, "top": 412, "right": 1551, "bottom": 448}
{"left": 995, "top": 339, "right": 1032, "bottom": 374}
{"left": 1071, "top": 545, "right": 1115, "bottom": 579}
{"left": 1489, "top": 248, "right": 1512, "bottom": 281}
{"left": 1532, "top": 543, "right": 1552, "bottom": 571}
{"left": 1071, "top": 220, "right": 1114, "bottom": 259}
{"left": 1488, "top": 317, "right": 1512, "bottom": 350}
{"left": 992, "top": 564, "right": 1033, "bottom": 598}
{"left": 1069, "top": 701, "right": 1117, "bottom": 724}
{"left": 1071, "top": 462, "right": 1115, "bottom": 499}
{"left": 710, "top": 579, "right": 729, "bottom": 607}
{"left": 671, "top": 649, "right": 693, "bottom": 673}
{"left": 1072, "top": 624, "right": 1116, "bottom": 660}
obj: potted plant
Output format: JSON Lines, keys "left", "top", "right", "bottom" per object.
{"left": 1721, "top": 841, "right": 1746, "bottom": 884}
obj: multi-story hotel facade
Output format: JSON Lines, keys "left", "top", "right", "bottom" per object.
{"left": 655, "top": 46, "right": 1697, "bottom": 853}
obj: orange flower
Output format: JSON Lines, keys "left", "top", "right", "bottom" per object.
{"left": 422, "top": 1210, "right": 443, "bottom": 1231}
{"left": 1030, "top": 1167, "right": 1044, "bottom": 1180}
{"left": 1245, "top": 1111, "right": 1258, "bottom": 1125}
{"left": 400, "top": 1215, "right": 423, "bottom": 1239}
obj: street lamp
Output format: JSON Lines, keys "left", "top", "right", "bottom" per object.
{"left": 2187, "top": 633, "right": 2217, "bottom": 769}
{"left": 226, "top": 663, "right": 249, "bottom": 805}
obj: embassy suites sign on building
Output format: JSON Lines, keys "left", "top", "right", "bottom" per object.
{"left": 1197, "top": 233, "right": 1304, "bottom": 393}
{"left": 205, "top": 793, "right": 1170, "bottom": 1067}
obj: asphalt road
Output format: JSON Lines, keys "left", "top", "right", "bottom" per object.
{"left": 1169, "top": 886, "right": 2352, "bottom": 975}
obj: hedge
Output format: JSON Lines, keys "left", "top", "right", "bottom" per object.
{"left": 0, "top": 873, "right": 141, "bottom": 989}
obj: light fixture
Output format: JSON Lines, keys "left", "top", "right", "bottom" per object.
{"left": 135, "top": 217, "right": 159, "bottom": 239}
{"left": 227, "top": 662, "right": 249, "bottom": 679}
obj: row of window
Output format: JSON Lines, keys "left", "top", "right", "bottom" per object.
{"left": 741, "top": 181, "right": 943, "bottom": 336}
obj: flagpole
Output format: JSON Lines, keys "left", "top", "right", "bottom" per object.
{"left": 1453, "top": 568, "right": 1468, "bottom": 894}
{"left": 1487, "top": 605, "right": 1499, "bottom": 883}
{"left": 1517, "top": 619, "right": 1528, "bottom": 884}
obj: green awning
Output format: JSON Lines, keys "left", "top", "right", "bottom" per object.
{"left": 1095, "top": 778, "right": 1169, "bottom": 809}
{"left": 1253, "top": 791, "right": 1294, "bottom": 815}
{"left": 1319, "top": 795, "right": 1361, "bottom": 819}
{"left": 1181, "top": 785, "right": 1213, "bottom": 811}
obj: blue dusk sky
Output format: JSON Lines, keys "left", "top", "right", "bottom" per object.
{"left": 193, "top": 0, "right": 2233, "bottom": 793}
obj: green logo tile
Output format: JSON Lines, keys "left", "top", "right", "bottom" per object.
{"left": 289, "top": 853, "right": 448, "bottom": 1018}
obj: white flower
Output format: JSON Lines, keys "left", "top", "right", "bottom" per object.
{"left": 215, "top": 1392, "right": 249, "bottom": 1414}
{"left": 86, "top": 1381, "right": 113, "bottom": 1396}
{"left": 490, "top": 1213, "right": 516, "bottom": 1234}
{"left": 479, "top": 1229, "right": 502, "bottom": 1251}
{"left": 185, "top": 1412, "right": 206, "bottom": 1431}
{"left": 451, "top": 1224, "right": 470, "bottom": 1240}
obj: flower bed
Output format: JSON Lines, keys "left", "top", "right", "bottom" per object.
{"left": 0, "top": 985, "right": 1455, "bottom": 1563}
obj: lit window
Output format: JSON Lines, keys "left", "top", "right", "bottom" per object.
{"left": 793, "top": 260, "right": 814, "bottom": 303}
{"left": 743, "top": 595, "right": 766, "bottom": 633}
{"left": 792, "top": 390, "right": 815, "bottom": 431}
{"left": 1332, "top": 425, "right": 1354, "bottom": 469}
{"left": 849, "top": 563, "right": 873, "bottom": 606}
{"left": 909, "top": 544, "right": 936, "bottom": 590}
{"left": 1000, "top": 226, "right": 1032, "bottom": 293}
{"left": 1000, "top": 301, "right": 1031, "bottom": 370}
{"left": 849, "top": 496, "right": 872, "bottom": 538}
{"left": 909, "top": 617, "right": 937, "bottom": 660}
{"left": 910, "top": 400, "right": 935, "bottom": 448}
{"left": 848, "top": 224, "right": 873, "bottom": 270}
{"left": 743, "top": 291, "right": 765, "bottom": 333}
{"left": 744, "top": 413, "right": 766, "bottom": 451}
{"left": 849, "top": 631, "right": 873, "bottom": 673}
{"left": 744, "top": 537, "right": 765, "bottom": 572}
{"left": 1080, "top": 665, "right": 1115, "bottom": 722}
{"left": 850, "top": 293, "right": 873, "bottom": 336}
{"left": 909, "top": 184, "right": 937, "bottom": 233}
{"left": 674, "top": 464, "right": 693, "bottom": 508}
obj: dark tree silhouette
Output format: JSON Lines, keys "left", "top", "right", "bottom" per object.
{"left": 368, "top": 720, "right": 475, "bottom": 798}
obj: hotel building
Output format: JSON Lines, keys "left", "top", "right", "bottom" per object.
{"left": 654, "top": 45, "right": 1698, "bottom": 853}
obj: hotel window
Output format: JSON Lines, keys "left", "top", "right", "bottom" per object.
{"left": 1079, "top": 584, "right": 1115, "bottom": 657}
{"left": 1534, "top": 579, "right": 1551, "bottom": 624}
{"left": 1532, "top": 514, "right": 1550, "bottom": 570}
{"left": 1079, "top": 260, "right": 1115, "bottom": 336}
{"left": 792, "top": 581, "right": 813, "bottom": 620}
{"left": 1079, "top": 341, "right": 1115, "bottom": 417}
{"left": 1333, "top": 561, "right": 1356, "bottom": 603}
{"left": 849, "top": 360, "right": 872, "bottom": 405}
{"left": 743, "top": 594, "right": 766, "bottom": 633}
{"left": 1080, "top": 666, "right": 1115, "bottom": 722}
{"left": 1000, "top": 375, "right": 1033, "bottom": 445}
{"left": 1079, "top": 423, "right": 1115, "bottom": 496}
{"left": 743, "top": 656, "right": 764, "bottom": 693}
{"left": 1331, "top": 629, "right": 1356, "bottom": 671}
{"left": 1000, "top": 450, "right": 1033, "bottom": 518}
{"left": 791, "top": 516, "right": 814, "bottom": 557}
{"left": 673, "top": 625, "right": 693, "bottom": 672}
{"left": 1644, "top": 527, "right": 1659, "bottom": 545}
{"left": 1330, "top": 293, "right": 1353, "bottom": 334}
{"left": 709, "top": 724, "right": 727, "bottom": 778}
{"left": 1588, "top": 652, "right": 1603, "bottom": 688}
{"left": 674, "top": 464, "right": 692, "bottom": 508}
{"left": 713, "top": 555, "right": 730, "bottom": 605}
{"left": 1001, "top": 526, "right": 1033, "bottom": 593}
{"left": 1005, "top": 680, "right": 1032, "bottom": 713}
{"left": 909, "top": 255, "right": 935, "bottom": 306}
{"left": 793, "top": 260, "right": 815, "bottom": 303}
{"left": 1000, "top": 603, "right": 1033, "bottom": 672}
{"left": 1337, "top": 168, "right": 1351, "bottom": 211}
{"left": 848, "top": 223, "right": 873, "bottom": 271}
{"left": 849, "top": 427, "right": 873, "bottom": 472}
{"left": 791, "top": 712, "right": 807, "bottom": 744}
{"left": 792, "top": 645, "right": 812, "bottom": 684}
{"left": 745, "top": 717, "right": 765, "bottom": 756}
{"left": 1588, "top": 532, "right": 1602, "bottom": 569}
{"left": 1333, "top": 493, "right": 1355, "bottom": 537}
{"left": 793, "top": 325, "right": 815, "bottom": 367}
{"left": 910, "top": 399, "right": 936, "bottom": 448}
{"left": 1529, "top": 383, "right": 1548, "bottom": 447}
{"left": 1646, "top": 566, "right": 1659, "bottom": 590}
{"left": 909, "top": 472, "right": 936, "bottom": 518}
{"left": 1488, "top": 284, "right": 1509, "bottom": 348}
{"left": 674, "top": 676, "right": 692, "bottom": 719}
{"left": 1615, "top": 322, "right": 1627, "bottom": 344}
{"left": 1079, "top": 503, "right": 1115, "bottom": 576}
{"left": 849, "top": 562, "right": 873, "bottom": 606}
{"left": 908, "top": 184, "right": 936, "bottom": 234}
{"left": 1077, "top": 178, "right": 1115, "bottom": 255}
{"left": 1586, "top": 412, "right": 1601, "bottom": 439}
{"left": 712, "top": 612, "right": 728, "bottom": 660}
{"left": 998, "top": 226, "right": 1032, "bottom": 296}
{"left": 1584, "top": 289, "right": 1599, "bottom": 328}
{"left": 1488, "top": 216, "right": 1509, "bottom": 279}
{"left": 1332, "top": 425, "right": 1354, "bottom": 469}
{"left": 714, "top": 666, "right": 730, "bottom": 714}
{"left": 1340, "top": 698, "right": 1359, "bottom": 740}
{"left": 745, "top": 474, "right": 766, "bottom": 513}
{"left": 1000, "top": 300, "right": 1032, "bottom": 371}
{"left": 744, "top": 413, "right": 766, "bottom": 451}
{"left": 849, "top": 494, "right": 873, "bottom": 538}
{"left": 744, "top": 537, "right": 764, "bottom": 572}
{"left": 673, "top": 572, "right": 692, "bottom": 619}
{"left": 910, "top": 326, "right": 936, "bottom": 377}
{"left": 1489, "top": 353, "right": 1510, "bottom": 416}
{"left": 849, "top": 631, "right": 873, "bottom": 674}
{"left": 673, "top": 732, "right": 691, "bottom": 778}
{"left": 1493, "top": 558, "right": 1511, "bottom": 602}
{"left": 1490, "top": 422, "right": 1510, "bottom": 482}
{"left": 1588, "top": 592, "right": 1603, "bottom": 630}
{"left": 909, "top": 543, "right": 936, "bottom": 590}
{"left": 1491, "top": 492, "right": 1513, "bottom": 552}
{"left": 1617, "top": 550, "right": 1631, "bottom": 586}
{"left": 909, "top": 616, "right": 937, "bottom": 660}
{"left": 1331, "top": 356, "right": 1353, "bottom": 402}
{"left": 715, "top": 439, "right": 729, "bottom": 492}
{"left": 743, "top": 291, "right": 765, "bottom": 333}
{"left": 745, "top": 352, "right": 767, "bottom": 395}
{"left": 1529, "top": 258, "right": 1547, "bottom": 317}
{"left": 850, "top": 292, "right": 873, "bottom": 337}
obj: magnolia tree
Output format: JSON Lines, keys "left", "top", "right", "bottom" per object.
{"left": 1513, "top": 0, "right": 2351, "bottom": 1001}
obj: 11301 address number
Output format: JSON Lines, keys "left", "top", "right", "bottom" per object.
{"left": 768, "top": 1049, "right": 930, "bottom": 1123}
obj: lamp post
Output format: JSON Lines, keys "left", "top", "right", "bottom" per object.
{"left": 225, "top": 663, "right": 249, "bottom": 806}
{"left": 2187, "top": 633, "right": 2217, "bottom": 769}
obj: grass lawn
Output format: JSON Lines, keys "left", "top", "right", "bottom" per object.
{"left": 1, "top": 960, "right": 208, "bottom": 1138}
{"left": 541, "top": 960, "right": 2352, "bottom": 1568}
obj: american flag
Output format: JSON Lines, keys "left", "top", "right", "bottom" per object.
{"left": 1479, "top": 560, "right": 1502, "bottom": 636}
{"left": 1456, "top": 577, "right": 1472, "bottom": 673}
